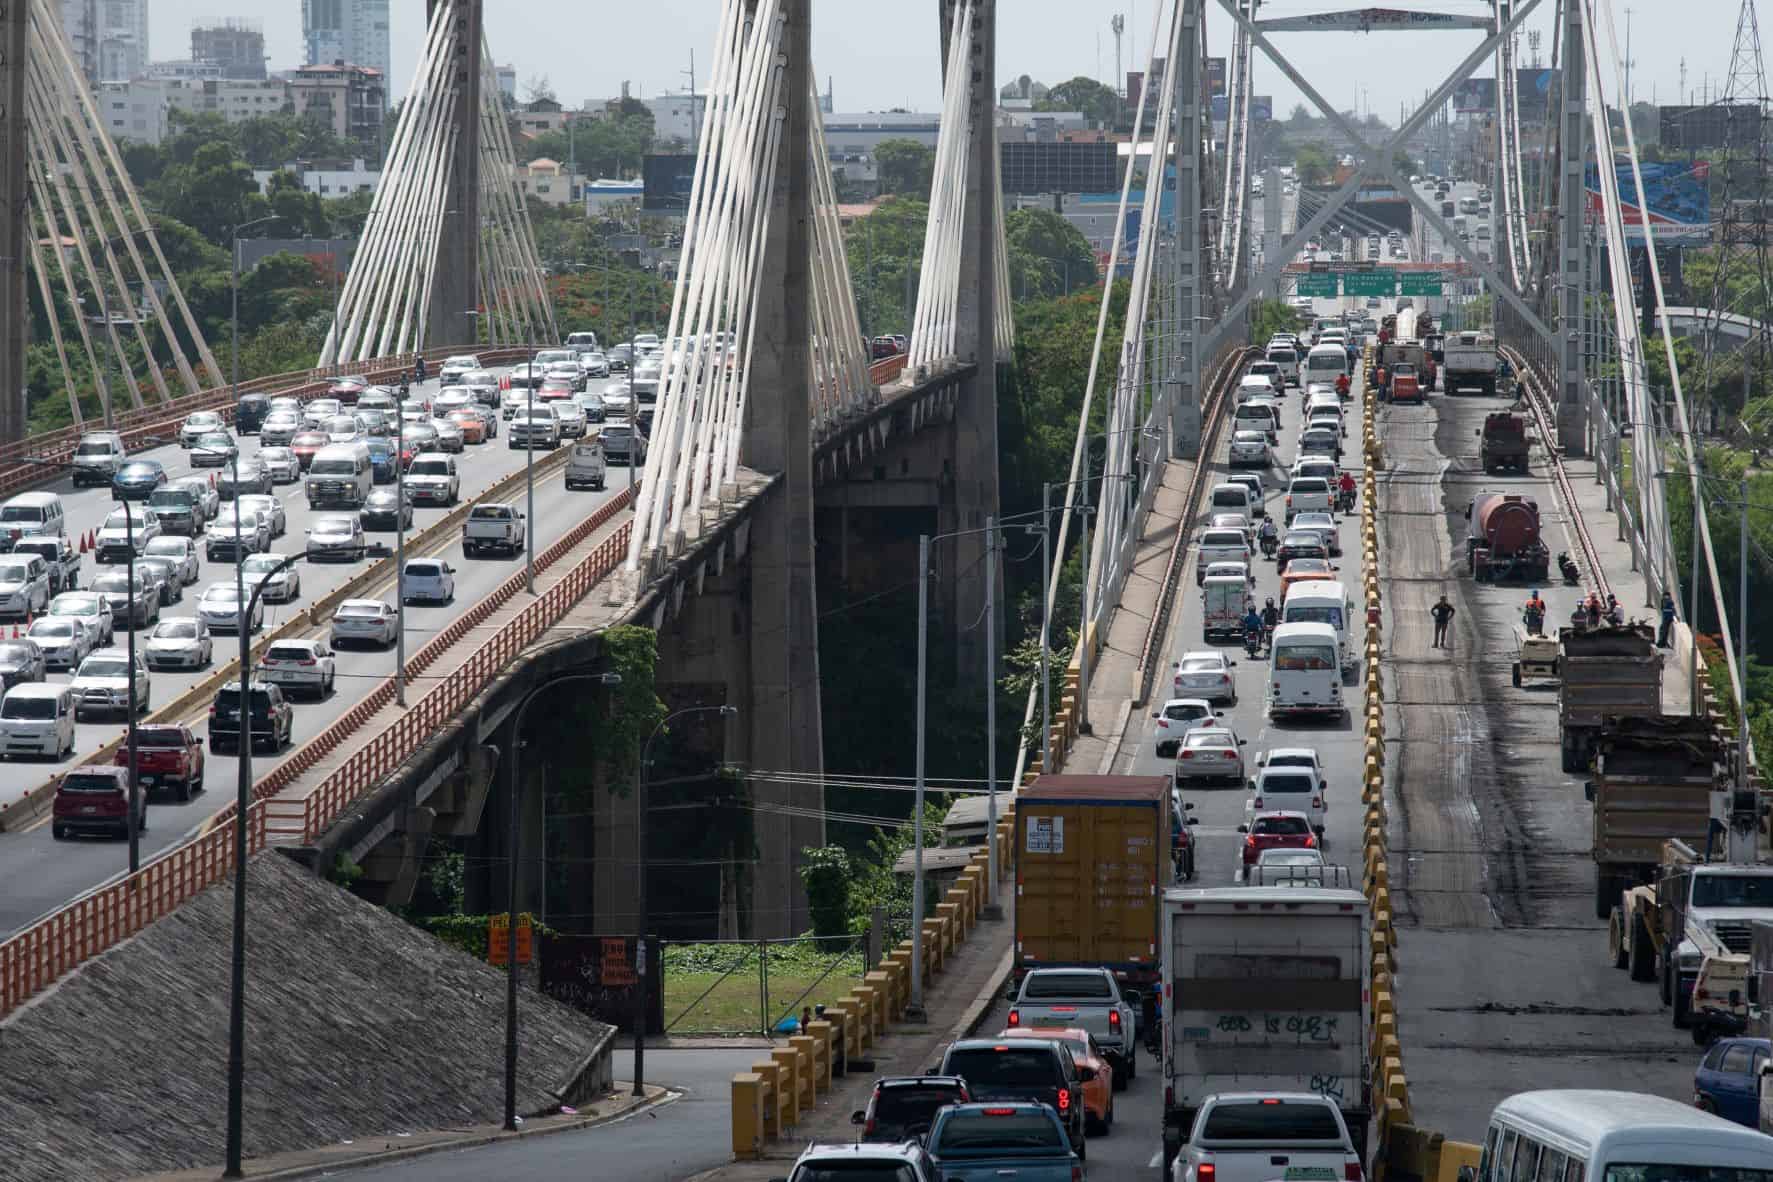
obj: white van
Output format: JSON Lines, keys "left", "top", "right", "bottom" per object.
{"left": 1236, "top": 375, "right": 1279, "bottom": 404}
{"left": 1479, "top": 1090, "right": 1773, "bottom": 1182}
{"left": 1282, "top": 581, "right": 1354, "bottom": 674}
{"left": 1267, "top": 622, "right": 1344, "bottom": 720}
{"left": 304, "top": 442, "right": 373, "bottom": 508}
{"left": 1303, "top": 344, "right": 1350, "bottom": 386}
{"left": 1201, "top": 575, "right": 1249, "bottom": 641}
{"left": 0, "top": 682, "right": 76, "bottom": 759}
{"left": 565, "top": 331, "right": 600, "bottom": 351}
{"left": 1208, "top": 482, "right": 1255, "bottom": 530}
{"left": 1265, "top": 344, "right": 1300, "bottom": 386}
{"left": 566, "top": 438, "right": 608, "bottom": 491}
{"left": 0, "top": 492, "right": 66, "bottom": 547}
{"left": 71, "top": 432, "right": 127, "bottom": 487}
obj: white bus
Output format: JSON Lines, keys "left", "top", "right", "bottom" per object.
{"left": 1477, "top": 1090, "right": 1773, "bottom": 1182}
{"left": 1266, "top": 622, "right": 1345, "bottom": 720}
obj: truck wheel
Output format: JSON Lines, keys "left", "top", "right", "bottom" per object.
{"left": 1595, "top": 871, "right": 1618, "bottom": 921}
{"left": 1629, "top": 912, "right": 1656, "bottom": 982}
{"left": 1607, "top": 906, "right": 1628, "bottom": 968}
{"left": 1512, "top": 662, "right": 1522, "bottom": 688}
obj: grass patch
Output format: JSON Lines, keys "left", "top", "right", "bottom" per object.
{"left": 663, "top": 939, "right": 868, "bottom": 1035}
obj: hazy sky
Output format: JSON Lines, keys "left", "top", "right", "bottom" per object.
{"left": 147, "top": 2, "right": 1742, "bottom": 125}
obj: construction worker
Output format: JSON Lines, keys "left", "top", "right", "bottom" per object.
{"left": 1522, "top": 590, "right": 1547, "bottom": 636}
{"left": 1606, "top": 594, "right": 1624, "bottom": 626}
{"left": 1659, "top": 589, "right": 1677, "bottom": 648}
{"left": 1585, "top": 593, "right": 1603, "bottom": 630}
{"left": 1431, "top": 593, "right": 1455, "bottom": 648}
{"left": 1375, "top": 364, "right": 1390, "bottom": 400}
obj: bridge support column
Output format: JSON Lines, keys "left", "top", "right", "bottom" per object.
{"left": 1557, "top": 0, "right": 1588, "bottom": 453}
{"left": 740, "top": 0, "right": 823, "bottom": 939}
{"left": 425, "top": 0, "right": 482, "bottom": 353}
{"left": 1172, "top": 0, "right": 1206, "bottom": 458}
{"left": 0, "top": 0, "right": 26, "bottom": 443}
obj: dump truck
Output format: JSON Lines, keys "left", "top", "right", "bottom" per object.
{"left": 1559, "top": 623, "right": 1663, "bottom": 774}
{"left": 1444, "top": 330, "right": 1499, "bottom": 395}
{"left": 1159, "top": 885, "right": 1373, "bottom": 1169}
{"left": 1585, "top": 715, "right": 1725, "bottom": 917}
{"left": 1465, "top": 491, "right": 1550, "bottom": 582}
{"left": 1014, "top": 774, "right": 1171, "bottom": 1037}
{"left": 1478, "top": 411, "right": 1530, "bottom": 473}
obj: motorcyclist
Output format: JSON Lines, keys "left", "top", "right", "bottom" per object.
{"left": 1335, "top": 372, "right": 1350, "bottom": 398}
{"left": 414, "top": 355, "right": 427, "bottom": 383}
{"left": 1522, "top": 589, "right": 1546, "bottom": 636}
{"left": 1337, "top": 470, "right": 1357, "bottom": 509}
{"left": 1258, "top": 516, "right": 1278, "bottom": 553}
{"left": 1243, "top": 605, "right": 1265, "bottom": 650}
{"left": 1260, "top": 597, "right": 1281, "bottom": 634}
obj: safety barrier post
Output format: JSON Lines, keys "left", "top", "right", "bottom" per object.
{"left": 770, "top": 1047, "right": 801, "bottom": 1129}
{"left": 806, "top": 1019, "right": 835, "bottom": 1087}
{"left": 752, "top": 1060, "right": 784, "bottom": 1139}
{"left": 788, "top": 1035, "right": 816, "bottom": 1109}
{"left": 867, "top": 967, "right": 897, "bottom": 1022}
{"left": 731, "top": 1073, "right": 766, "bottom": 1159}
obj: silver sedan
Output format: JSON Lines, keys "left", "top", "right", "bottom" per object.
{"left": 144, "top": 616, "right": 213, "bottom": 670}
{"left": 237, "top": 495, "right": 287, "bottom": 539}
{"left": 258, "top": 447, "right": 302, "bottom": 484}
{"left": 141, "top": 536, "right": 200, "bottom": 585}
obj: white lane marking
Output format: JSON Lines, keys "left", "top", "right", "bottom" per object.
{"left": 1150, "top": 1148, "right": 1165, "bottom": 1169}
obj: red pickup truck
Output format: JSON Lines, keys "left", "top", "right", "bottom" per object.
{"left": 113, "top": 723, "right": 205, "bottom": 802}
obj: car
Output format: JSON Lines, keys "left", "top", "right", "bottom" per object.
{"left": 1195, "top": 528, "right": 1251, "bottom": 584}
{"left": 1284, "top": 476, "right": 1334, "bottom": 521}
{"left": 601, "top": 389, "right": 634, "bottom": 421}
{"left": 991, "top": 1025, "right": 1115, "bottom": 1133}
{"left": 88, "top": 567, "right": 159, "bottom": 629}
{"left": 355, "top": 389, "right": 397, "bottom": 414}
{"left": 1201, "top": 559, "right": 1254, "bottom": 589}
{"left": 1152, "top": 698, "right": 1221, "bottom": 758}
{"left": 141, "top": 536, "right": 200, "bottom": 586}
{"left": 1173, "top": 725, "right": 1248, "bottom": 787}
{"left": 457, "top": 403, "right": 498, "bottom": 438}
{"left": 506, "top": 360, "right": 547, "bottom": 390}
{"left": 1694, "top": 1036, "right": 1770, "bottom": 1126}
{"left": 1228, "top": 430, "right": 1271, "bottom": 468}
{"left": 171, "top": 475, "right": 220, "bottom": 522}
{"left": 1295, "top": 427, "right": 1341, "bottom": 463}
{"left": 260, "top": 410, "right": 301, "bottom": 446}
{"left": 143, "top": 616, "right": 213, "bottom": 670}
{"left": 354, "top": 409, "right": 392, "bottom": 439}
{"left": 0, "top": 554, "right": 50, "bottom": 618}
{"left": 237, "top": 494, "right": 287, "bottom": 539}
{"left": 205, "top": 507, "right": 269, "bottom": 561}
{"left": 553, "top": 399, "right": 588, "bottom": 438}
{"left": 322, "top": 414, "right": 361, "bottom": 444}
{"left": 536, "top": 376, "right": 576, "bottom": 403}
{"left": 51, "top": 766, "right": 143, "bottom": 840}
{"left": 576, "top": 391, "right": 608, "bottom": 423}
{"left": 290, "top": 430, "right": 329, "bottom": 469}
{"left": 116, "top": 723, "right": 206, "bottom": 801}
{"left": 1245, "top": 764, "right": 1328, "bottom": 837}
{"left": 49, "top": 591, "right": 113, "bottom": 646}
{"left": 936, "top": 1038, "right": 1087, "bottom": 1158}
{"left": 217, "top": 459, "right": 273, "bottom": 500}
{"left": 1224, "top": 473, "right": 1265, "bottom": 516}
{"left": 241, "top": 553, "right": 302, "bottom": 603}
{"left": 431, "top": 388, "right": 475, "bottom": 417}
{"left": 438, "top": 354, "right": 480, "bottom": 383}
{"left": 402, "top": 558, "right": 455, "bottom": 604}
{"left": 255, "top": 446, "right": 300, "bottom": 485}
{"left": 208, "top": 681, "right": 294, "bottom": 754}
{"left": 70, "top": 648, "right": 151, "bottom": 719}
{"left": 851, "top": 1075, "right": 973, "bottom": 1143}
{"left": 463, "top": 503, "right": 525, "bottom": 556}
{"left": 1288, "top": 511, "right": 1340, "bottom": 556}
{"left": 361, "top": 487, "right": 415, "bottom": 532}
{"left": 328, "top": 375, "right": 369, "bottom": 401}
{"left": 197, "top": 582, "right": 263, "bottom": 634}
{"left": 403, "top": 422, "right": 441, "bottom": 453}
{"left": 13, "top": 535, "right": 79, "bottom": 595}
{"left": 190, "top": 431, "right": 237, "bottom": 467}
{"left": 779, "top": 1141, "right": 935, "bottom": 1182}
{"left": 135, "top": 556, "right": 186, "bottom": 604}
{"left": 543, "top": 361, "right": 586, "bottom": 392}
{"left": 1280, "top": 557, "right": 1338, "bottom": 598}
{"left": 27, "top": 616, "right": 93, "bottom": 670}
{"left": 1238, "top": 809, "right": 1319, "bottom": 868}
{"left": 579, "top": 350, "right": 611, "bottom": 377}
{"left": 1209, "top": 511, "right": 1253, "bottom": 542}
{"left": 112, "top": 459, "right": 168, "bottom": 500}
{"left": 364, "top": 438, "right": 399, "bottom": 483}
{"left": 445, "top": 408, "right": 486, "bottom": 443}
{"left": 331, "top": 598, "right": 399, "bottom": 648}
{"left": 428, "top": 417, "right": 466, "bottom": 453}
{"left": 302, "top": 397, "right": 343, "bottom": 429}
{"left": 1248, "top": 846, "right": 1334, "bottom": 886}
{"left": 95, "top": 505, "right": 161, "bottom": 563}
{"left": 0, "top": 637, "right": 45, "bottom": 690}
{"left": 306, "top": 513, "right": 367, "bottom": 561}
{"left": 1172, "top": 650, "right": 1237, "bottom": 704}
{"left": 179, "top": 411, "right": 226, "bottom": 448}
{"left": 405, "top": 454, "right": 460, "bottom": 505}
{"left": 256, "top": 637, "right": 336, "bottom": 699}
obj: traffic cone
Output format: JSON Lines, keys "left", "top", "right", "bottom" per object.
{"left": 78, "top": 533, "right": 87, "bottom": 554}
{"left": 209, "top": 472, "right": 216, "bottom": 489}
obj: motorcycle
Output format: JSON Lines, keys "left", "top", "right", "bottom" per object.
{"left": 1244, "top": 626, "right": 1265, "bottom": 660}
{"left": 1259, "top": 532, "right": 1279, "bottom": 559}
{"left": 1337, "top": 487, "right": 1357, "bottom": 514}
{"left": 1557, "top": 550, "right": 1581, "bottom": 585}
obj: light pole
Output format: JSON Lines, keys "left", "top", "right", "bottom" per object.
{"left": 502, "top": 670, "right": 626, "bottom": 1130}
{"left": 394, "top": 370, "right": 411, "bottom": 707}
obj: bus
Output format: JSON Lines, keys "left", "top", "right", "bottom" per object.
{"left": 1477, "top": 1090, "right": 1773, "bottom": 1182}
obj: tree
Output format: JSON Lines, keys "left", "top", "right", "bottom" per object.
{"left": 522, "top": 74, "right": 557, "bottom": 105}
{"left": 874, "top": 138, "right": 934, "bottom": 197}
{"left": 1287, "top": 103, "right": 1314, "bottom": 127}
{"left": 1004, "top": 207, "right": 1096, "bottom": 299}
{"left": 1037, "top": 76, "right": 1122, "bottom": 128}
{"left": 1295, "top": 143, "right": 1333, "bottom": 185}
{"left": 1391, "top": 150, "right": 1418, "bottom": 178}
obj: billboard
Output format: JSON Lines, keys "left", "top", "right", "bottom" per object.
{"left": 1584, "top": 160, "right": 1713, "bottom": 244}
{"left": 1661, "top": 104, "right": 1762, "bottom": 150}
{"left": 642, "top": 154, "right": 695, "bottom": 211}
{"left": 1205, "top": 57, "right": 1226, "bottom": 98}
{"left": 1514, "top": 68, "right": 1557, "bottom": 118}
{"left": 1453, "top": 78, "right": 1495, "bottom": 113}
{"left": 1001, "top": 141, "right": 1118, "bottom": 195}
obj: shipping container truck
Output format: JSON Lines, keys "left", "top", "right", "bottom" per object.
{"left": 1015, "top": 775, "right": 1171, "bottom": 1035}
{"left": 1160, "top": 886, "right": 1373, "bottom": 1170}
{"left": 1586, "top": 715, "right": 1724, "bottom": 917}
{"left": 1559, "top": 624, "right": 1663, "bottom": 774}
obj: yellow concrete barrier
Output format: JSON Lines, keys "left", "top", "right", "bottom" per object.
{"left": 770, "top": 1048, "right": 801, "bottom": 1127}
{"left": 731, "top": 1072, "right": 766, "bottom": 1159}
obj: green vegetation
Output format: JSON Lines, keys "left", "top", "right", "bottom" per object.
{"left": 517, "top": 99, "right": 656, "bottom": 170}
{"left": 661, "top": 939, "right": 867, "bottom": 1034}
{"left": 1294, "top": 143, "right": 1334, "bottom": 185}
{"left": 1037, "top": 77, "right": 1123, "bottom": 128}
{"left": 874, "top": 138, "right": 935, "bottom": 197}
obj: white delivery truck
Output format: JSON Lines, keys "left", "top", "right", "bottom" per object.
{"left": 1160, "top": 886, "right": 1372, "bottom": 1170}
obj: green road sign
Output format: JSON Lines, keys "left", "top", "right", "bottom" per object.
{"left": 1399, "top": 272, "right": 1444, "bottom": 297}
{"left": 1343, "top": 271, "right": 1396, "bottom": 297}
{"left": 1295, "top": 273, "right": 1338, "bottom": 297}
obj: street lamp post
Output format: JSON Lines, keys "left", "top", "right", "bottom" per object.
{"left": 395, "top": 374, "right": 410, "bottom": 707}
{"left": 502, "top": 670, "right": 626, "bottom": 1129}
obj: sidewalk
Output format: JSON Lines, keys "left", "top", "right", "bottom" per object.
{"left": 688, "top": 924, "right": 1015, "bottom": 1179}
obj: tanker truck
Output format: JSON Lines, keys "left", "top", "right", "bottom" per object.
{"left": 1465, "top": 491, "right": 1550, "bottom": 582}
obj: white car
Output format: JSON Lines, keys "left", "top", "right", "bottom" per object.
{"left": 1245, "top": 764, "right": 1328, "bottom": 837}
{"left": 197, "top": 583, "right": 263, "bottom": 634}
{"left": 438, "top": 354, "right": 480, "bottom": 383}
{"left": 1228, "top": 429, "right": 1272, "bottom": 468}
{"left": 1202, "top": 559, "right": 1254, "bottom": 588}
{"left": 1236, "top": 374, "right": 1278, "bottom": 403}
{"left": 205, "top": 507, "right": 269, "bottom": 560}
{"left": 179, "top": 410, "right": 226, "bottom": 448}
{"left": 1288, "top": 511, "right": 1340, "bottom": 556}
{"left": 0, "top": 555, "right": 50, "bottom": 619}
{"left": 260, "top": 411, "right": 301, "bottom": 446}
{"left": 1256, "top": 746, "right": 1327, "bottom": 781}
{"left": 71, "top": 649, "right": 151, "bottom": 719}
{"left": 1172, "top": 650, "right": 1238, "bottom": 705}
{"left": 1284, "top": 477, "right": 1334, "bottom": 521}
{"left": 96, "top": 505, "right": 161, "bottom": 562}
{"left": 1172, "top": 725, "right": 1248, "bottom": 787}
{"left": 144, "top": 616, "right": 213, "bottom": 670}
{"left": 401, "top": 558, "right": 455, "bottom": 605}
{"left": 257, "top": 637, "right": 335, "bottom": 699}
{"left": 579, "top": 350, "right": 611, "bottom": 377}
{"left": 404, "top": 455, "right": 460, "bottom": 506}
{"left": 237, "top": 494, "right": 287, "bottom": 539}
{"left": 331, "top": 598, "right": 399, "bottom": 648}
{"left": 552, "top": 399, "right": 588, "bottom": 438}
{"left": 49, "top": 592, "right": 114, "bottom": 647}
{"left": 142, "top": 536, "right": 200, "bottom": 586}
{"left": 428, "top": 417, "right": 466, "bottom": 453}
{"left": 431, "top": 388, "right": 475, "bottom": 417}
{"left": 258, "top": 446, "right": 302, "bottom": 483}
{"left": 501, "top": 388, "right": 534, "bottom": 420}
{"left": 27, "top": 616, "right": 94, "bottom": 670}
{"left": 302, "top": 398, "right": 343, "bottom": 428}
{"left": 1248, "top": 847, "right": 1334, "bottom": 886}
{"left": 1195, "top": 528, "right": 1251, "bottom": 584}
{"left": 241, "top": 553, "right": 302, "bottom": 603}
{"left": 306, "top": 514, "right": 366, "bottom": 561}
{"left": 1152, "top": 697, "right": 1221, "bottom": 758}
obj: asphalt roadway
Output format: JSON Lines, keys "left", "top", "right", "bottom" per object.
{"left": 0, "top": 368, "right": 642, "bottom": 939}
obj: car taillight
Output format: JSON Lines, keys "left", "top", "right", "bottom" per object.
{"left": 983, "top": 1107, "right": 1017, "bottom": 1116}
{"left": 1007, "top": 1009, "right": 1019, "bottom": 1027}
{"left": 1056, "top": 1088, "right": 1070, "bottom": 1112}
{"left": 1305, "top": 835, "right": 1318, "bottom": 848}
{"left": 1347, "top": 1163, "right": 1364, "bottom": 1181}
{"left": 299, "top": 658, "right": 315, "bottom": 666}
{"left": 1109, "top": 1009, "right": 1121, "bottom": 1033}
{"left": 1180, "top": 750, "right": 1193, "bottom": 759}
{"left": 1200, "top": 1162, "right": 1217, "bottom": 1182}
{"left": 1253, "top": 797, "right": 1264, "bottom": 808}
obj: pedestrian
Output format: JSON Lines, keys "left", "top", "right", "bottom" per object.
{"left": 1431, "top": 593, "right": 1455, "bottom": 648}
{"left": 801, "top": 1006, "right": 813, "bottom": 1033}
{"left": 1585, "top": 594, "right": 1602, "bottom": 630}
{"left": 1659, "top": 589, "right": 1676, "bottom": 648}
{"left": 1522, "top": 589, "right": 1546, "bottom": 636}
{"left": 1606, "top": 594, "right": 1624, "bottom": 627}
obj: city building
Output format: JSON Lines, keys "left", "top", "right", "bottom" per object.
{"left": 517, "top": 158, "right": 588, "bottom": 208}
{"left": 289, "top": 63, "right": 386, "bottom": 146}
{"left": 99, "top": 77, "right": 291, "bottom": 145}
{"left": 145, "top": 59, "right": 225, "bottom": 82}
{"left": 59, "top": 0, "right": 148, "bottom": 85}
{"left": 646, "top": 92, "right": 707, "bottom": 146}
{"left": 301, "top": 0, "right": 390, "bottom": 104}
{"left": 496, "top": 65, "right": 517, "bottom": 107}
{"left": 822, "top": 112, "right": 940, "bottom": 153}
{"left": 514, "top": 96, "right": 568, "bottom": 137}
{"left": 251, "top": 158, "right": 379, "bottom": 198}
{"left": 190, "top": 20, "right": 266, "bottom": 81}
{"left": 583, "top": 178, "right": 644, "bottom": 215}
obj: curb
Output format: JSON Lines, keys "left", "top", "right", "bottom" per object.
{"left": 948, "top": 946, "right": 1015, "bottom": 1043}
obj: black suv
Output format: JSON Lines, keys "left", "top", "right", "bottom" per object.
{"left": 850, "top": 1075, "right": 971, "bottom": 1142}
{"left": 235, "top": 394, "right": 270, "bottom": 434}
{"left": 937, "top": 1037, "right": 1089, "bottom": 1158}
{"left": 208, "top": 682, "right": 294, "bottom": 754}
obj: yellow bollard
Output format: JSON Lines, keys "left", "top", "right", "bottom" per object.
{"left": 771, "top": 1048, "right": 801, "bottom": 1128}
{"left": 732, "top": 1072, "right": 767, "bottom": 1159}
{"left": 753, "top": 1060, "right": 784, "bottom": 1140}
{"left": 789, "top": 1036, "right": 817, "bottom": 1108}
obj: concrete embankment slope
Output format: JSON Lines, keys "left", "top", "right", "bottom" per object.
{"left": 0, "top": 852, "right": 612, "bottom": 1181}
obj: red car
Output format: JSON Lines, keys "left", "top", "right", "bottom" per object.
{"left": 328, "top": 375, "right": 368, "bottom": 404}
{"left": 113, "top": 723, "right": 205, "bottom": 802}
{"left": 1239, "top": 810, "right": 1318, "bottom": 867}
{"left": 290, "top": 430, "right": 329, "bottom": 470}
{"left": 52, "top": 765, "right": 142, "bottom": 840}
{"left": 536, "top": 377, "right": 575, "bottom": 401}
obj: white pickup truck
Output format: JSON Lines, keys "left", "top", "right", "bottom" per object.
{"left": 1172, "top": 1093, "right": 1364, "bottom": 1182}
{"left": 1008, "top": 966, "right": 1141, "bottom": 1082}
{"left": 461, "top": 503, "right": 526, "bottom": 557}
